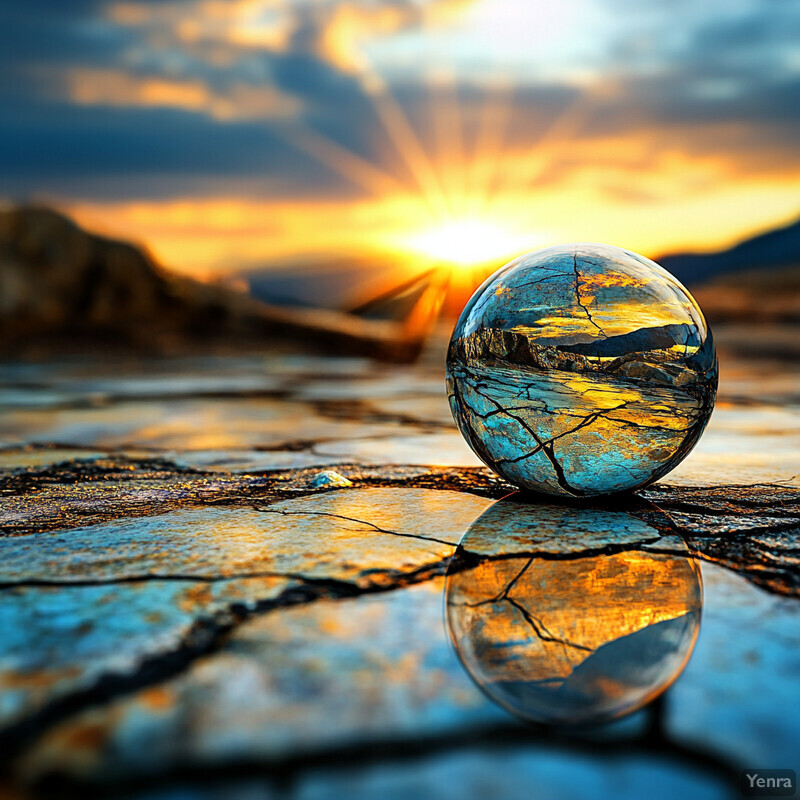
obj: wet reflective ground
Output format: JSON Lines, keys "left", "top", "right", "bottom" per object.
{"left": 0, "top": 325, "right": 798, "bottom": 799}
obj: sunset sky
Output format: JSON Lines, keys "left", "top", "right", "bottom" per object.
{"left": 3, "top": 0, "right": 800, "bottom": 280}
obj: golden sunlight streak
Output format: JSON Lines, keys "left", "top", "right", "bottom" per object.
{"left": 65, "top": 170, "right": 800, "bottom": 285}
{"left": 361, "top": 74, "right": 450, "bottom": 220}
{"left": 400, "top": 217, "right": 536, "bottom": 267}
{"left": 85, "top": 0, "right": 800, "bottom": 311}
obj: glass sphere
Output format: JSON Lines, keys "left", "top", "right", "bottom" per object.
{"left": 445, "top": 496, "right": 703, "bottom": 726}
{"left": 446, "top": 244, "right": 718, "bottom": 497}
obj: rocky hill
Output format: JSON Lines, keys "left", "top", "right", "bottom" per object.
{"left": 0, "top": 207, "right": 427, "bottom": 360}
{"left": 451, "top": 325, "right": 716, "bottom": 391}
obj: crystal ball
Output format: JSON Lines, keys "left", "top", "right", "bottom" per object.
{"left": 446, "top": 244, "right": 718, "bottom": 497}
{"left": 445, "top": 496, "right": 703, "bottom": 725}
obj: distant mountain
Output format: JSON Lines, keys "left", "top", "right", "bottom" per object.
{"left": 0, "top": 207, "right": 429, "bottom": 360}
{"left": 658, "top": 215, "right": 800, "bottom": 286}
{"left": 557, "top": 323, "right": 699, "bottom": 358}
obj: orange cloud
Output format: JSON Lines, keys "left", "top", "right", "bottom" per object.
{"left": 106, "top": 0, "right": 478, "bottom": 74}
{"left": 106, "top": 0, "right": 295, "bottom": 68}
{"left": 62, "top": 68, "right": 299, "bottom": 120}
{"left": 317, "top": 0, "right": 479, "bottom": 73}
{"left": 579, "top": 271, "right": 648, "bottom": 292}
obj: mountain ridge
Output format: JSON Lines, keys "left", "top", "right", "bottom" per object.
{"left": 657, "top": 215, "right": 800, "bottom": 286}
{"left": 0, "top": 206, "right": 429, "bottom": 360}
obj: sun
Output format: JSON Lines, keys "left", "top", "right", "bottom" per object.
{"left": 402, "top": 217, "right": 529, "bottom": 267}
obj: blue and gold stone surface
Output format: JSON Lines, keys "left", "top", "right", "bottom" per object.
{"left": 446, "top": 244, "right": 718, "bottom": 497}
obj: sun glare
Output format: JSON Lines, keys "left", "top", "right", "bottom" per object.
{"left": 402, "top": 218, "right": 528, "bottom": 267}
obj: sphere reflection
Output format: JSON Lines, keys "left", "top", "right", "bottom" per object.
{"left": 446, "top": 243, "right": 718, "bottom": 497}
{"left": 445, "top": 496, "right": 702, "bottom": 725}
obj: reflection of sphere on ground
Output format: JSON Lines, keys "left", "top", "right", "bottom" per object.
{"left": 445, "top": 497, "right": 703, "bottom": 726}
{"left": 446, "top": 243, "right": 718, "bottom": 497}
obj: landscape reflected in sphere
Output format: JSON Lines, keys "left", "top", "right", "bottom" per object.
{"left": 446, "top": 244, "right": 718, "bottom": 497}
{"left": 446, "top": 497, "right": 703, "bottom": 726}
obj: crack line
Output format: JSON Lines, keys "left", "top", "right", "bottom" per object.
{"left": 254, "top": 508, "right": 454, "bottom": 547}
{"left": 573, "top": 251, "right": 606, "bottom": 338}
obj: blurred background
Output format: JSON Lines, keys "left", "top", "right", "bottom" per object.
{"left": 1, "top": 4, "right": 800, "bottom": 798}
{"left": 1, "top": 0, "right": 799, "bottom": 358}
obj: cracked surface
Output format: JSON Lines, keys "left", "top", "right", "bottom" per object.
{"left": 0, "top": 489, "right": 489, "bottom": 588}
{"left": 447, "top": 244, "right": 718, "bottom": 496}
{"left": 0, "top": 342, "right": 798, "bottom": 799}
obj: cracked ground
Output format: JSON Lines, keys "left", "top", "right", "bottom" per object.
{"left": 0, "top": 326, "right": 798, "bottom": 799}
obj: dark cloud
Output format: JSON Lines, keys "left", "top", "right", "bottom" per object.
{"left": 0, "top": 100, "right": 374, "bottom": 202}
{"left": 1, "top": 0, "right": 799, "bottom": 204}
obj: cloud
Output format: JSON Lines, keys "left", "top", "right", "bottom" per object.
{"left": 54, "top": 67, "right": 300, "bottom": 121}
{"left": 1, "top": 0, "right": 799, "bottom": 248}
{"left": 99, "top": 0, "right": 475, "bottom": 74}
